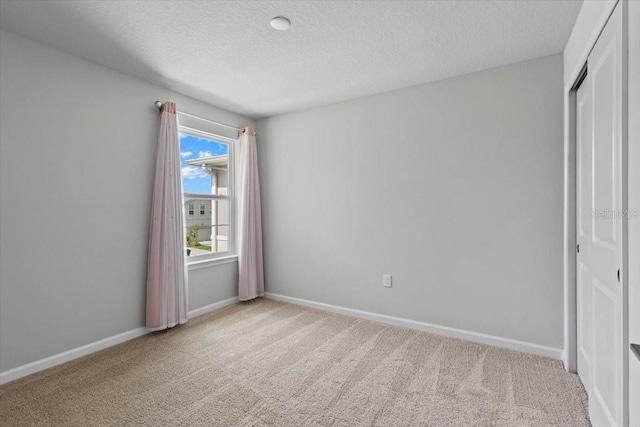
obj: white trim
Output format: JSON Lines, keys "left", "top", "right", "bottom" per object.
{"left": 620, "top": 4, "right": 630, "bottom": 426}
{"left": 179, "top": 122, "right": 237, "bottom": 259}
{"left": 563, "top": 87, "right": 578, "bottom": 372}
{"left": 187, "top": 254, "right": 238, "bottom": 271}
{"left": 0, "top": 327, "right": 148, "bottom": 385}
{"left": 264, "top": 293, "right": 563, "bottom": 360}
{"left": 0, "top": 297, "right": 240, "bottom": 385}
{"left": 187, "top": 296, "right": 239, "bottom": 319}
{"left": 178, "top": 125, "right": 236, "bottom": 145}
{"left": 565, "top": 0, "right": 619, "bottom": 92}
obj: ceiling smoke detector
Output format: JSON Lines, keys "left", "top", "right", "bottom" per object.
{"left": 270, "top": 16, "right": 291, "bottom": 31}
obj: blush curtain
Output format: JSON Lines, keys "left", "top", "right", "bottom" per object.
{"left": 146, "top": 102, "right": 188, "bottom": 330}
{"left": 236, "top": 127, "right": 264, "bottom": 300}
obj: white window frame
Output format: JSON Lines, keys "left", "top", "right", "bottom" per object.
{"left": 178, "top": 125, "right": 236, "bottom": 267}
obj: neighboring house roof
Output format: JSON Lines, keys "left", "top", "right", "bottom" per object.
{"left": 185, "top": 155, "right": 228, "bottom": 169}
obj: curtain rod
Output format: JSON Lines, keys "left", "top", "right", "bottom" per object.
{"left": 154, "top": 101, "right": 247, "bottom": 133}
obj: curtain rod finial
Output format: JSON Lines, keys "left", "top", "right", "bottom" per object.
{"left": 154, "top": 101, "right": 163, "bottom": 109}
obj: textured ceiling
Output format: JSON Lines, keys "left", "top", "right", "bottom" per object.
{"left": 0, "top": 1, "right": 583, "bottom": 119}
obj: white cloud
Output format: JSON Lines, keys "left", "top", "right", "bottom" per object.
{"left": 180, "top": 151, "right": 193, "bottom": 158}
{"left": 181, "top": 165, "right": 208, "bottom": 179}
{"left": 198, "top": 150, "right": 213, "bottom": 158}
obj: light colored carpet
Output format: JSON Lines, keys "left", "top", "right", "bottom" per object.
{"left": 0, "top": 299, "right": 589, "bottom": 426}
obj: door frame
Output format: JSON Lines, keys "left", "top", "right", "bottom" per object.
{"left": 563, "top": 0, "right": 629, "bottom": 425}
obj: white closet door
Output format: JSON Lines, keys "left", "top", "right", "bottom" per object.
{"left": 577, "top": 2, "right": 624, "bottom": 426}
{"left": 576, "top": 73, "right": 592, "bottom": 393}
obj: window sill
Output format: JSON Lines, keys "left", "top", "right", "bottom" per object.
{"left": 187, "top": 255, "right": 238, "bottom": 271}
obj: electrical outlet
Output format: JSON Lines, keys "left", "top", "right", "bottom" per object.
{"left": 383, "top": 274, "right": 392, "bottom": 288}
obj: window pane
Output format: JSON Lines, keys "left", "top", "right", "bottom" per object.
{"left": 179, "top": 133, "right": 229, "bottom": 196}
{"left": 216, "top": 199, "right": 229, "bottom": 227}
{"left": 180, "top": 131, "right": 232, "bottom": 258}
{"left": 214, "top": 225, "right": 230, "bottom": 252}
{"left": 184, "top": 197, "right": 230, "bottom": 256}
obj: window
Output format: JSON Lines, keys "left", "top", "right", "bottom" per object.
{"left": 179, "top": 127, "right": 234, "bottom": 261}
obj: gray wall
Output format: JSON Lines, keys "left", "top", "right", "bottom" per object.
{"left": 257, "top": 54, "right": 565, "bottom": 349}
{"left": 0, "top": 30, "right": 247, "bottom": 372}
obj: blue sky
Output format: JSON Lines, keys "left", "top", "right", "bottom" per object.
{"left": 179, "top": 134, "right": 228, "bottom": 194}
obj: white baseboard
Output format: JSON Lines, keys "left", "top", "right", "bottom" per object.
{"left": 0, "top": 296, "right": 240, "bottom": 386}
{"left": 264, "top": 292, "right": 563, "bottom": 360}
{"left": 1, "top": 294, "right": 560, "bottom": 386}
{"left": 0, "top": 327, "right": 148, "bottom": 386}
{"left": 188, "top": 296, "right": 239, "bottom": 319}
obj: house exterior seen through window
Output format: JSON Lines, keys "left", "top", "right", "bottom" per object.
{"left": 179, "top": 129, "right": 233, "bottom": 259}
